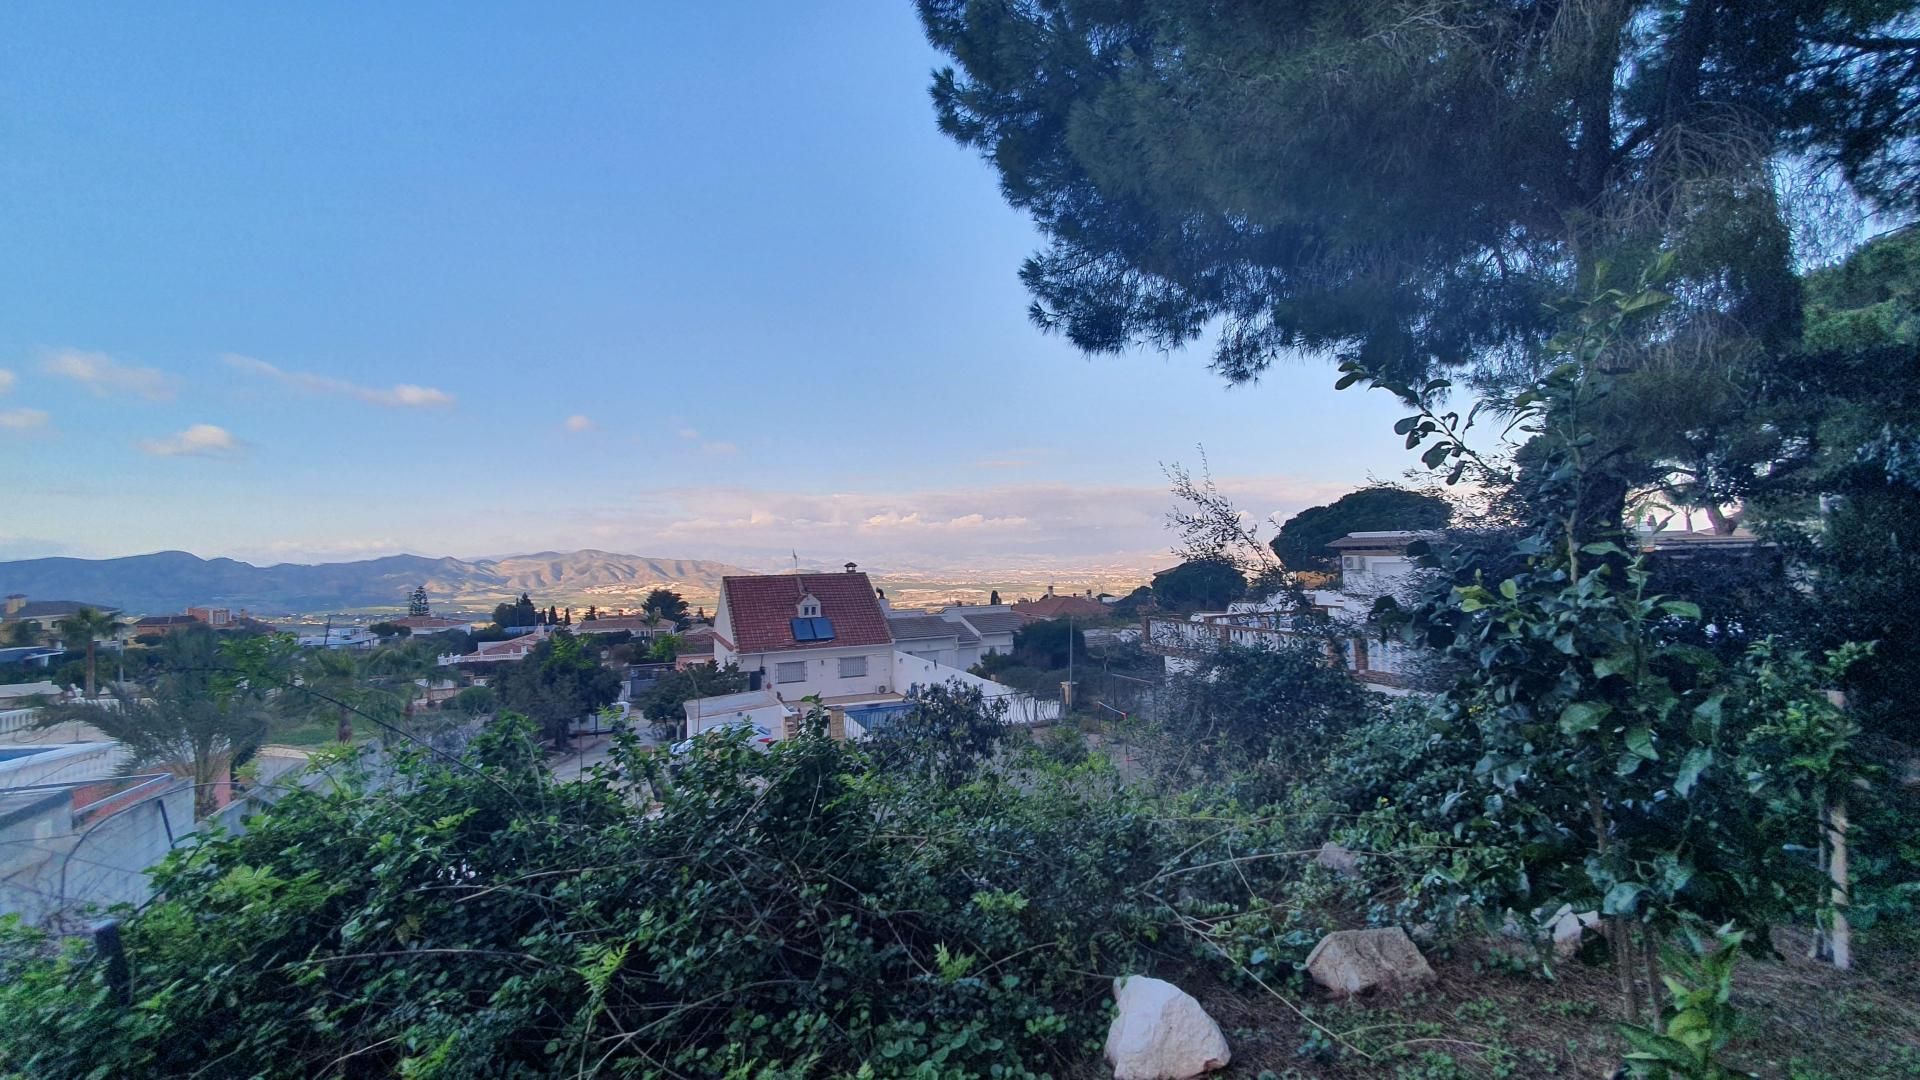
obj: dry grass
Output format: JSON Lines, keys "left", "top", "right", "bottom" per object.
{"left": 1068, "top": 926, "right": 1920, "bottom": 1079}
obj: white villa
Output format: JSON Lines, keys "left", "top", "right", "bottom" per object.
{"left": 1143, "top": 530, "right": 1433, "bottom": 693}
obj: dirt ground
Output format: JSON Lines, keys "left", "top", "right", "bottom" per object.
{"left": 1067, "top": 926, "right": 1920, "bottom": 1079}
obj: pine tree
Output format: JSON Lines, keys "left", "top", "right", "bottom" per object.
{"left": 408, "top": 585, "right": 429, "bottom": 618}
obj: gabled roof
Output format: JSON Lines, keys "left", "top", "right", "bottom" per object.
{"left": 949, "top": 610, "right": 1024, "bottom": 636}
{"left": 7, "top": 600, "right": 119, "bottom": 620}
{"left": 475, "top": 633, "right": 542, "bottom": 655}
{"left": 888, "top": 614, "right": 979, "bottom": 645}
{"left": 720, "top": 573, "right": 892, "bottom": 654}
{"left": 574, "top": 615, "right": 675, "bottom": 634}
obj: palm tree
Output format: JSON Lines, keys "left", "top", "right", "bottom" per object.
{"left": 291, "top": 647, "right": 371, "bottom": 743}
{"left": 57, "top": 607, "right": 124, "bottom": 699}
{"left": 43, "top": 627, "right": 270, "bottom": 818}
{"left": 368, "top": 641, "right": 449, "bottom": 728}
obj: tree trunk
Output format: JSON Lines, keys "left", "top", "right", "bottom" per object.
{"left": 85, "top": 640, "right": 98, "bottom": 698}
{"left": 1701, "top": 501, "right": 1740, "bottom": 535}
{"left": 1590, "top": 788, "right": 1640, "bottom": 1021}
{"left": 337, "top": 704, "right": 352, "bottom": 744}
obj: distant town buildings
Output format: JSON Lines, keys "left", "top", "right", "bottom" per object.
{"left": 2, "top": 595, "right": 120, "bottom": 636}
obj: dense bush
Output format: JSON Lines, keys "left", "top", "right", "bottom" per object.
{"left": 0, "top": 711, "right": 1338, "bottom": 1079}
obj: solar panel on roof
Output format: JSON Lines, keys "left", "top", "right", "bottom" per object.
{"left": 791, "top": 618, "right": 816, "bottom": 641}
{"left": 811, "top": 617, "right": 835, "bottom": 640}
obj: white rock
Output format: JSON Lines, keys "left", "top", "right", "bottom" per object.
{"left": 1549, "top": 905, "right": 1602, "bottom": 959}
{"left": 1314, "top": 841, "right": 1361, "bottom": 878}
{"left": 1305, "top": 927, "right": 1435, "bottom": 997}
{"left": 1104, "top": 975, "right": 1231, "bottom": 1080}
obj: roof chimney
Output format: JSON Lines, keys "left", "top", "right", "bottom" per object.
{"left": 3, "top": 595, "right": 23, "bottom": 619}
{"left": 844, "top": 561, "right": 858, "bottom": 574}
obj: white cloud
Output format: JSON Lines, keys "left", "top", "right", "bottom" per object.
{"left": 223, "top": 354, "right": 454, "bottom": 408}
{"left": 139, "top": 423, "right": 239, "bottom": 457}
{"left": 669, "top": 421, "right": 736, "bottom": 456}
{"left": 543, "top": 473, "right": 1348, "bottom": 567}
{"left": 0, "top": 407, "right": 49, "bottom": 430}
{"left": 563, "top": 414, "right": 596, "bottom": 433}
{"left": 0, "top": 369, "right": 14, "bottom": 394}
{"left": 41, "top": 348, "right": 175, "bottom": 401}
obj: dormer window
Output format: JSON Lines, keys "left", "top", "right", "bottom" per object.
{"left": 797, "top": 594, "right": 820, "bottom": 618}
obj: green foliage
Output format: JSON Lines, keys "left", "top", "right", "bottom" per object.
{"left": 1351, "top": 273, "right": 1797, "bottom": 1017}
{"left": 0, "top": 714, "right": 1351, "bottom": 1078}
{"left": 636, "top": 663, "right": 752, "bottom": 729}
{"left": 491, "top": 629, "right": 620, "bottom": 748}
{"left": 44, "top": 625, "right": 276, "bottom": 817}
{"left": 1149, "top": 559, "right": 1246, "bottom": 612}
{"left": 1802, "top": 224, "right": 1920, "bottom": 352}
{"left": 369, "top": 620, "right": 407, "bottom": 640}
{"left": 491, "top": 593, "right": 540, "bottom": 630}
{"left": 1617, "top": 928, "right": 1754, "bottom": 1080}
{"left": 916, "top": 2, "right": 1918, "bottom": 384}
{"left": 1157, "top": 641, "right": 1374, "bottom": 790}
{"left": 647, "top": 632, "right": 682, "bottom": 662}
{"left": 866, "top": 681, "right": 1010, "bottom": 786}
{"left": 641, "top": 588, "right": 690, "bottom": 626}
{"left": 55, "top": 604, "right": 123, "bottom": 698}
{"left": 1271, "top": 486, "right": 1453, "bottom": 572}
{"left": 1004, "top": 618, "right": 1086, "bottom": 671}
{"left": 452, "top": 684, "right": 495, "bottom": 718}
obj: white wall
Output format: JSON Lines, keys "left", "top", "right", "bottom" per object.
{"left": 0, "top": 743, "right": 124, "bottom": 787}
{"left": 0, "top": 778, "right": 192, "bottom": 930}
{"left": 732, "top": 644, "right": 896, "bottom": 703}
{"left": 688, "top": 702, "right": 789, "bottom": 743}
{"left": 891, "top": 651, "right": 1060, "bottom": 725}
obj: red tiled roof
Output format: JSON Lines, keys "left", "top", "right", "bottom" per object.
{"left": 574, "top": 615, "right": 674, "bottom": 634}
{"left": 720, "top": 573, "right": 893, "bottom": 654}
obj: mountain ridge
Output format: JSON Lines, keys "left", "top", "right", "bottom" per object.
{"left": 0, "top": 550, "right": 755, "bottom": 616}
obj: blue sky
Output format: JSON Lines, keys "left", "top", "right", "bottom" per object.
{"left": 0, "top": 3, "right": 1420, "bottom": 572}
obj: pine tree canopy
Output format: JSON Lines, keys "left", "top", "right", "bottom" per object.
{"left": 918, "top": 0, "right": 1920, "bottom": 383}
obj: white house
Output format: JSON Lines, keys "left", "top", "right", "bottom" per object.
{"left": 713, "top": 571, "right": 898, "bottom": 705}
{"left": 296, "top": 626, "right": 377, "bottom": 650}
{"left": 1143, "top": 530, "right": 1435, "bottom": 693}
{"left": 886, "top": 614, "right": 980, "bottom": 671}
{"left": 438, "top": 629, "right": 547, "bottom": 667}
{"left": 938, "top": 607, "right": 1022, "bottom": 665}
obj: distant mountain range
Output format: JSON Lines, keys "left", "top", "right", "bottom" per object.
{"left": 0, "top": 550, "right": 755, "bottom": 617}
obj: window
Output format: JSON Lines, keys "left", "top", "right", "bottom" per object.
{"left": 775, "top": 661, "right": 806, "bottom": 684}
{"left": 838, "top": 655, "right": 867, "bottom": 679}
